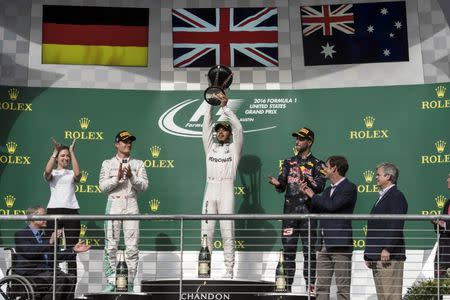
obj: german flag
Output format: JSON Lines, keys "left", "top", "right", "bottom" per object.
{"left": 42, "top": 5, "right": 149, "bottom": 66}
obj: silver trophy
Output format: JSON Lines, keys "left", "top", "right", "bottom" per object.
{"left": 204, "top": 65, "right": 233, "bottom": 106}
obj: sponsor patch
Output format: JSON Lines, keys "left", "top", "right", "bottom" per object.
{"left": 283, "top": 228, "right": 293, "bottom": 236}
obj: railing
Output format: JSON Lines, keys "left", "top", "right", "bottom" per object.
{"left": 0, "top": 213, "right": 449, "bottom": 300}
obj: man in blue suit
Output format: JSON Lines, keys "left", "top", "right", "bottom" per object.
{"left": 364, "top": 163, "right": 408, "bottom": 300}
{"left": 14, "top": 205, "right": 90, "bottom": 300}
{"left": 301, "top": 155, "right": 357, "bottom": 300}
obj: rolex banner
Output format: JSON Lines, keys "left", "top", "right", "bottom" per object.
{"left": 0, "top": 83, "right": 448, "bottom": 251}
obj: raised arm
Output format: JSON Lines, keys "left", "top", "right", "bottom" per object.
{"left": 43, "top": 138, "right": 60, "bottom": 181}
{"left": 221, "top": 105, "right": 243, "bottom": 155}
{"left": 69, "top": 139, "right": 81, "bottom": 182}
{"left": 202, "top": 103, "right": 214, "bottom": 154}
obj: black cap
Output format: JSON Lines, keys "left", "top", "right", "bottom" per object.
{"left": 115, "top": 130, "right": 136, "bottom": 143}
{"left": 214, "top": 122, "right": 232, "bottom": 132}
{"left": 292, "top": 127, "right": 314, "bottom": 142}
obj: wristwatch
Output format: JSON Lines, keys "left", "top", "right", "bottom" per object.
{"left": 52, "top": 154, "right": 57, "bottom": 158}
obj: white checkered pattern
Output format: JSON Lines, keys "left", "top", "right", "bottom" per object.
{"left": 419, "top": 0, "right": 450, "bottom": 83}
{"left": 0, "top": 0, "right": 449, "bottom": 89}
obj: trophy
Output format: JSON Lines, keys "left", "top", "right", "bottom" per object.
{"left": 204, "top": 65, "right": 233, "bottom": 106}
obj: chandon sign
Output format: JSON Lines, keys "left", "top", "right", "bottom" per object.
{"left": 181, "top": 293, "right": 231, "bottom": 300}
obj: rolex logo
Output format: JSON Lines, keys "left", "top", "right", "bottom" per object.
{"left": 4, "top": 194, "right": 16, "bottom": 208}
{"left": 363, "top": 170, "right": 374, "bottom": 183}
{"left": 80, "top": 171, "right": 88, "bottom": 184}
{"left": 436, "top": 195, "right": 446, "bottom": 209}
{"left": 79, "top": 224, "right": 87, "bottom": 238}
{"left": 79, "top": 117, "right": 90, "bottom": 130}
{"left": 421, "top": 140, "right": 449, "bottom": 164}
{"left": 436, "top": 86, "right": 446, "bottom": 99}
{"left": 1, "top": 142, "right": 31, "bottom": 165}
{"left": 150, "top": 146, "right": 161, "bottom": 158}
{"left": 435, "top": 140, "right": 446, "bottom": 153}
{"left": 144, "top": 146, "right": 175, "bottom": 169}
{"left": 8, "top": 88, "right": 19, "bottom": 101}
{"left": 350, "top": 116, "right": 388, "bottom": 140}
{"left": 65, "top": 117, "right": 103, "bottom": 141}
{"left": 362, "top": 225, "right": 368, "bottom": 236}
{"left": 363, "top": 116, "right": 375, "bottom": 129}
{"left": 149, "top": 199, "right": 160, "bottom": 212}
{"left": 6, "top": 141, "right": 17, "bottom": 154}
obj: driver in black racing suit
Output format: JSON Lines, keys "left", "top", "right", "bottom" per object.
{"left": 269, "top": 127, "right": 326, "bottom": 294}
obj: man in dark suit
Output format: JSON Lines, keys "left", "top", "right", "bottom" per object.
{"left": 14, "top": 205, "right": 90, "bottom": 300}
{"left": 364, "top": 163, "right": 408, "bottom": 300}
{"left": 301, "top": 155, "right": 357, "bottom": 300}
{"left": 432, "top": 173, "right": 450, "bottom": 276}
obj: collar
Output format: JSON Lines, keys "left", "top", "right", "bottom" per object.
{"left": 297, "top": 152, "right": 312, "bottom": 160}
{"left": 116, "top": 155, "right": 131, "bottom": 162}
{"left": 28, "top": 225, "right": 41, "bottom": 237}
{"left": 331, "top": 177, "right": 346, "bottom": 188}
{"left": 378, "top": 184, "right": 395, "bottom": 197}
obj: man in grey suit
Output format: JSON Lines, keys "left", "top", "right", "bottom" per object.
{"left": 364, "top": 162, "right": 408, "bottom": 300}
{"left": 301, "top": 155, "right": 357, "bottom": 300}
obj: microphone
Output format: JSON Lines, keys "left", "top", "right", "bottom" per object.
{"left": 122, "top": 158, "right": 129, "bottom": 180}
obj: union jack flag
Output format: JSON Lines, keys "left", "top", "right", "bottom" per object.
{"left": 301, "top": 4, "right": 354, "bottom": 36}
{"left": 172, "top": 7, "right": 278, "bottom": 68}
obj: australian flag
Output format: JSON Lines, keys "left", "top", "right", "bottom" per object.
{"left": 300, "top": 1, "right": 409, "bottom": 66}
{"left": 172, "top": 7, "right": 278, "bottom": 68}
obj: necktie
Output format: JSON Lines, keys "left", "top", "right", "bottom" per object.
{"left": 36, "top": 231, "right": 49, "bottom": 265}
{"left": 330, "top": 184, "right": 336, "bottom": 197}
{"left": 35, "top": 231, "right": 43, "bottom": 243}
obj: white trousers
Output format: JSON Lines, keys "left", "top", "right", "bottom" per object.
{"left": 104, "top": 197, "right": 139, "bottom": 285}
{"left": 201, "top": 180, "right": 235, "bottom": 270}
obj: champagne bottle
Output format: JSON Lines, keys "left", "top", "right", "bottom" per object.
{"left": 198, "top": 234, "right": 211, "bottom": 278}
{"left": 274, "top": 249, "right": 287, "bottom": 292}
{"left": 115, "top": 249, "right": 128, "bottom": 292}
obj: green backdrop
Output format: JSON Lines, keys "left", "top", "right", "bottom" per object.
{"left": 0, "top": 82, "right": 448, "bottom": 251}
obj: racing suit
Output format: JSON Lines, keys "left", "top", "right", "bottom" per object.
{"left": 99, "top": 156, "right": 148, "bottom": 285}
{"left": 276, "top": 153, "right": 325, "bottom": 287}
{"left": 201, "top": 105, "right": 243, "bottom": 273}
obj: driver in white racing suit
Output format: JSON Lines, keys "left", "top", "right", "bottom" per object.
{"left": 201, "top": 93, "right": 243, "bottom": 279}
{"left": 99, "top": 130, "right": 148, "bottom": 292}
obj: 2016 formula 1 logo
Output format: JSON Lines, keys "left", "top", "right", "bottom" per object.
{"left": 158, "top": 98, "right": 276, "bottom": 138}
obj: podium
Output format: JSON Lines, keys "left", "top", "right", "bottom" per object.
{"left": 141, "top": 279, "right": 312, "bottom": 300}
{"left": 84, "top": 292, "right": 151, "bottom": 300}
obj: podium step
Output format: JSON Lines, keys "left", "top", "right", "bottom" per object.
{"left": 141, "top": 279, "right": 312, "bottom": 300}
{"left": 84, "top": 292, "right": 151, "bottom": 300}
